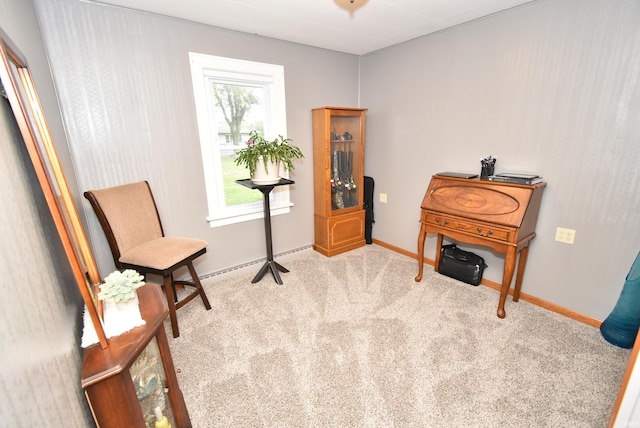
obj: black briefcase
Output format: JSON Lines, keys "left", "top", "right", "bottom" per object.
{"left": 438, "top": 244, "right": 488, "bottom": 286}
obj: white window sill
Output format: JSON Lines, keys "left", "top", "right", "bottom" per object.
{"left": 206, "top": 203, "right": 293, "bottom": 228}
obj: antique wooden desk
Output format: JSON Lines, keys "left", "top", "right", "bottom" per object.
{"left": 415, "top": 175, "right": 546, "bottom": 318}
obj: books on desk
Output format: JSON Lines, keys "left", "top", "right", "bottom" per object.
{"left": 435, "top": 172, "right": 479, "bottom": 179}
{"left": 487, "top": 173, "right": 543, "bottom": 185}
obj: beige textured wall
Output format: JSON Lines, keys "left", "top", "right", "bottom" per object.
{"left": 0, "top": 1, "right": 93, "bottom": 424}
{"left": 360, "top": 0, "right": 640, "bottom": 320}
{"left": 34, "top": 0, "right": 362, "bottom": 281}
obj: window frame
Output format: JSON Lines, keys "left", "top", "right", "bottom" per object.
{"left": 189, "top": 53, "right": 292, "bottom": 227}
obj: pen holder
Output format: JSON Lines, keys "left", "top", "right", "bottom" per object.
{"left": 480, "top": 164, "right": 494, "bottom": 179}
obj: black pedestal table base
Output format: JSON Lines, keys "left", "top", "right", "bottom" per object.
{"left": 235, "top": 178, "right": 294, "bottom": 285}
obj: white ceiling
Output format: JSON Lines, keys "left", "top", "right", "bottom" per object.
{"left": 90, "top": 0, "right": 535, "bottom": 55}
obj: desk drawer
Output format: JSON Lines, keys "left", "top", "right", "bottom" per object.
{"left": 422, "top": 211, "right": 512, "bottom": 242}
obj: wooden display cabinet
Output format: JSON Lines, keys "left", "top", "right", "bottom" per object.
{"left": 82, "top": 284, "right": 192, "bottom": 427}
{"left": 312, "top": 107, "right": 367, "bottom": 257}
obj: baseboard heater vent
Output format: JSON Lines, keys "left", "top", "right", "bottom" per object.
{"left": 199, "top": 245, "right": 313, "bottom": 280}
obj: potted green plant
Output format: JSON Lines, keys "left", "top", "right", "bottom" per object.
{"left": 98, "top": 269, "right": 145, "bottom": 303}
{"left": 234, "top": 130, "right": 304, "bottom": 184}
{"left": 98, "top": 269, "right": 146, "bottom": 336}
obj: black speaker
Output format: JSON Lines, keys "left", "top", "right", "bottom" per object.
{"left": 364, "top": 176, "right": 374, "bottom": 244}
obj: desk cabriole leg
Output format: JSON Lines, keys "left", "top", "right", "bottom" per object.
{"left": 513, "top": 244, "right": 530, "bottom": 302}
{"left": 434, "top": 233, "right": 444, "bottom": 272}
{"left": 497, "top": 246, "right": 517, "bottom": 318}
{"left": 415, "top": 224, "right": 428, "bottom": 282}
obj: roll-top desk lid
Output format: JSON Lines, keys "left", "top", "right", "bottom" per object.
{"left": 421, "top": 176, "right": 547, "bottom": 228}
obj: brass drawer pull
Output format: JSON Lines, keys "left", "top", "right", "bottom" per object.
{"left": 476, "top": 228, "right": 494, "bottom": 237}
{"left": 435, "top": 218, "right": 449, "bottom": 226}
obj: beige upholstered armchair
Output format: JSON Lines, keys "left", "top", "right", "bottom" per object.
{"left": 84, "top": 181, "right": 211, "bottom": 338}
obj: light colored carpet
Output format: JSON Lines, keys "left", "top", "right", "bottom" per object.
{"left": 167, "top": 244, "right": 631, "bottom": 427}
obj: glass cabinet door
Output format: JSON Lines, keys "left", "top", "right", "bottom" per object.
{"left": 330, "top": 112, "right": 363, "bottom": 213}
{"left": 130, "top": 336, "right": 175, "bottom": 427}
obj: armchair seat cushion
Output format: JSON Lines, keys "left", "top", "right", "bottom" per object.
{"left": 119, "top": 237, "right": 207, "bottom": 271}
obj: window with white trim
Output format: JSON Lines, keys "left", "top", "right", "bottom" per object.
{"left": 189, "top": 53, "right": 292, "bottom": 227}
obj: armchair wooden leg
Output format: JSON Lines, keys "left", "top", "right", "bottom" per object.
{"left": 170, "top": 273, "right": 178, "bottom": 302}
{"left": 163, "top": 275, "right": 180, "bottom": 338}
{"left": 187, "top": 262, "right": 211, "bottom": 310}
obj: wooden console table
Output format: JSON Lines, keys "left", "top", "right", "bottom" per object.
{"left": 415, "top": 175, "right": 546, "bottom": 318}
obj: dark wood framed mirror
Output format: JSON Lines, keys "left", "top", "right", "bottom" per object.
{"left": 0, "top": 29, "right": 108, "bottom": 348}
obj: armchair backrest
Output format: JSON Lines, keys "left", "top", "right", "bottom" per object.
{"left": 84, "top": 181, "right": 164, "bottom": 267}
